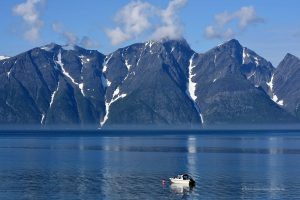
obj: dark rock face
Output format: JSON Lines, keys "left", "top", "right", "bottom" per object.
{"left": 0, "top": 39, "right": 298, "bottom": 128}
{"left": 191, "top": 39, "right": 295, "bottom": 124}
{"left": 102, "top": 39, "right": 201, "bottom": 127}
{"left": 272, "top": 54, "right": 300, "bottom": 119}
{"left": 0, "top": 44, "right": 105, "bottom": 127}
{"left": 240, "top": 47, "right": 274, "bottom": 93}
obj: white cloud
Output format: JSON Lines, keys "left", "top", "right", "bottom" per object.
{"left": 105, "top": 0, "right": 187, "bottom": 45}
{"left": 52, "top": 22, "right": 99, "bottom": 49}
{"left": 105, "top": 27, "right": 131, "bottom": 45}
{"left": 115, "top": 1, "right": 153, "bottom": 36}
{"left": 12, "top": 0, "right": 45, "bottom": 42}
{"left": 152, "top": 0, "right": 187, "bottom": 40}
{"left": 205, "top": 26, "right": 235, "bottom": 40}
{"left": 79, "top": 36, "right": 100, "bottom": 49}
{"left": 24, "top": 26, "right": 40, "bottom": 42}
{"left": 52, "top": 23, "right": 78, "bottom": 44}
{"left": 105, "top": 1, "right": 153, "bottom": 45}
{"left": 235, "top": 6, "right": 264, "bottom": 29}
{"left": 205, "top": 6, "right": 264, "bottom": 40}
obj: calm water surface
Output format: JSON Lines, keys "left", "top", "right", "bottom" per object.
{"left": 0, "top": 131, "right": 300, "bottom": 199}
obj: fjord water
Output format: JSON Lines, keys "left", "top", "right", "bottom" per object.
{"left": 0, "top": 131, "right": 300, "bottom": 199}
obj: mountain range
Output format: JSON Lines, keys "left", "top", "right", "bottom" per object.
{"left": 0, "top": 39, "right": 299, "bottom": 128}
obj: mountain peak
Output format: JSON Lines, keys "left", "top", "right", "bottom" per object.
{"left": 62, "top": 44, "right": 80, "bottom": 51}
{"left": 148, "top": 36, "right": 187, "bottom": 43}
{"left": 206, "top": 39, "right": 243, "bottom": 61}
{"left": 40, "top": 43, "right": 61, "bottom": 52}
{"left": 40, "top": 43, "right": 98, "bottom": 55}
{"left": 277, "top": 53, "right": 300, "bottom": 71}
{"left": 162, "top": 38, "right": 190, "bottom": 48}
{"left": 143, "top": 37, "right": 190, "bottom": 48}
{"left": 284, "top": 53, "right": 300, "bottom": 61}
{"left": 219, "top": 39, "right": 242, "bottom": 49}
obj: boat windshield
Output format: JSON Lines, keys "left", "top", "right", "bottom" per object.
{"left": 182, "top": 175, "right": 189, "bottom": 180}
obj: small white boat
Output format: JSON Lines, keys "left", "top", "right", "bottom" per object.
{"left": 169, "top": 174, "right": 195, "bottom": 186}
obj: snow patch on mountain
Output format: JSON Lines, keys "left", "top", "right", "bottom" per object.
{"left": 50, "top": 81, "right": 60, "bottom": 108}
{"left": 101, "top": 52, "right": 131, "bottom": 126}
{"left": 113, "top": 87, "right": 120, "bottom": 98}
{"left": 56, "top": 51, "right": 86, "bottom": 96}
{"left": 149, "top": 41, "right": 154, "bottom": 48}
{"left": 57, "top": 52, "right": 76, "bottom": 84}
{"left": 41, "top": 113, "right": 45, "bottom": 125}
{"left": 242, "top": 48, "right": 247, "bottom": 64}
{"left": 6, "top": 59, "right": 18, "bottom": 78}
{"left": 187, "top": 54, "right": 197, "bottom": 101}
{"left": 186, "top": 53, "right": 203, "bottom": 124}
{"left": 137, "top": 45, "right": 147, "bottom": 67}
{"left": 0, "top": 56, "right": 10, "bottom": 60}
{"left": 101, "top": 75, "right": 110, "bottom": 88}
{"left": 200, "top": 113, "right": 204, "bottom": 124}
{"left": 7, "top": 68, "right": 13, "bottom": 78}
{"left": 79, "top": 83, "right": 85, "bottom": 96}
{"left": 266, "top": 74, "right": 274, "bottom": 91}
{"left": 123, "top": 58, "right": 134, "bottom": 81}
{"left": 103, "top": 65, "right": 107, "bottom": 73}
{"left": 267, "top": 74, "right": 284, "bottom": 106}
{"left": 247, "top": 71, "right": 256, "bottom": 80}
{"left": 79, "top": 55, "right": 91, "bottom": 65}
{"left": 103, "top": 54, "right": 113, "bottom": 73}
{"left": 145, "top": 40, "right": 155, "bottom": 54}
{"left": 242, "top": 48, "right": 261, "bottom": 66}
{"left": 100, "top": 87, "right": 127, "bottom": 127}
{"left": 101, "top": 54, "right": 114, "bottom": 88}
{"left": 125, "top": 59, "right": 132, "bottom": 71}
{"left": 254, "top": 56, "right": 260, "bottom": 66}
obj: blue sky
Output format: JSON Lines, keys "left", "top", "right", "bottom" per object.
{"left": 0, "top": 0, "right": 300, "bottom": 66}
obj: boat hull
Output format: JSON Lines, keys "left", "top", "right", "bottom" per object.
{"left": 169, "top": 179, "right": 191, "bottom": 185}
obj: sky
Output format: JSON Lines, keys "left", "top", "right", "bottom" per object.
{"left": 0, "top": 0, "right": 300, "bottom": 66}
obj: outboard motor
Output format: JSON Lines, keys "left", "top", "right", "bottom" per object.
{"left": 189, "top": 178, "right": 196, "bottom": 186}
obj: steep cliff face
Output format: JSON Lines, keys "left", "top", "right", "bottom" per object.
{"left": 0, "top": 44, "right": 106, "bottom": 127}
{"left": 189, "top": 39, "right": 295, "bottom": 124}
{"left": 102, "top": 39, "right": 200, "bottom": 127}
{"left": 271, "top": 53, "right": 300, "bottom": 119}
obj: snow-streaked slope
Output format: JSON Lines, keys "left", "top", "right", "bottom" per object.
{"left": 187, "top": 54, "right": 198, "bottom": 101}
{"left": 100, "top": 87, "right": 127, "bottom": 127}
{"left": 56, "top": 51, "right": 86, "bottom": 96}
{"left": 266, "top": 74, "right": 284, "bottom": 106}
{"left": 186, "top": 54, "right": 203, "bottom": 123}
{"left": 41, "top": 113, "right": 45, "bottom": 125}
{"left": 242, "top": 47, "right": 263, "bottom": 66}
{"left": 0, "top": 56, "right": 10, "bottom": 60}
{"left": 101, "top": 54, "right": 113, "bottom": 88}
{"left": 49, "top": 81, "right": 60, "bottom": 108}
